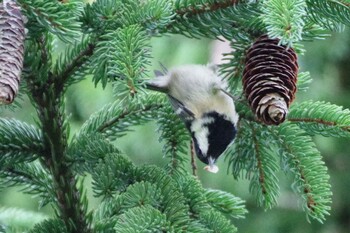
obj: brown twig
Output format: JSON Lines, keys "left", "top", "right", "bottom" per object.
{"left": 54, "top": 43, "right": 95, "bottom": 92}
{"left": 175, "top": 0, "right": 240, "bottom": 16}
{"left": 288, "top": 117, "right": 350, "bottom": 132}
{"left": 96, "top": 105, "right": 163, "bottom": 133}
{"left": 190, "top": 140, "right": 198, "bottom": 177}
{"left": 250, "top": 125, "right": 266, "bottom": 195}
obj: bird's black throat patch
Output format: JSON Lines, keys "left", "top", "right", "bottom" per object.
{"left": 191, "top": 111, "right": 237, "bottom": 164}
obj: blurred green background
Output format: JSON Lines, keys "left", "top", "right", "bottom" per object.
{"left": 1, "top": 30, "right": 350, "bottom": 233}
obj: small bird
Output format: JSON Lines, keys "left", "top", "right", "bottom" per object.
{"left": 147, "top": 64, "right": 239, "bottom": 173}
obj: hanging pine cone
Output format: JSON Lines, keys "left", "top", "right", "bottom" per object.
{"left": 242, "top": 35, "right": 298, "bottom": 125}
{"left": 0, "top": 0, "right": 25, "bottom": 104}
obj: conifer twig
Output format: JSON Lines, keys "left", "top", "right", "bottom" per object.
{"left": 175, "top": 0, "right": 240, "bottom": 16}
{"left": 54, "top": 43, "right": 95, "bottom": 90}
{"left": 288, "top": 118, "right": 350, "bottom": 131}
{"left": 28, "top": 36, "right": 91, "bottom": 233}
{"left": 190, "top": 140, "right": 197, "bottom": 177}
{"left": 96, "top": 104, "right": 163, "bottom": 133}
{"left": 251, "top": 126, "right": 267, "bottom": 195}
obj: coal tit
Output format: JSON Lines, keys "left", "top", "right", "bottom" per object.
{"left": 147, "top": 64, "right": 239, "bottom": 173}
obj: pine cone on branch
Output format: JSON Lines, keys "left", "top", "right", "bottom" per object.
{"left": 0, "top": 0, "right": 25, "bottom": 104}
{"left": 242, "top": 35, "right": 298, "bottom": 125}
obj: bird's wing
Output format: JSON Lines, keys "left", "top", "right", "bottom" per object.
{"left": 168, "top": 95, "right": 195, "bottom": 125}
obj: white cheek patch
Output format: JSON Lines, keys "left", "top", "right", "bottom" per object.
{"left": 190, "top": 117, "right": 214, "bottom": 157}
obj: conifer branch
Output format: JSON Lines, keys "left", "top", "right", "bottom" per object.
{"left": 28, "top": 219, "right": 68, "bottom": 233}
{"left": 229, "top": 120, "right": 279, "bottom": 209}
{"left": 80, "top": 94, "right": 164, "bottom": 140}
{"left": 168, "top": 138, "right": 181, "bottom": 175}
{"left": 175, "top": 0, "right": 240, "bottom": 16}
{"left": 2, "top": 0, "right": 348, "bottom": 230}
{"left": 190, "top": 141, "right": 198, "bottom": 177}
{"left": 276, "top": 124, "right": 331, "bottom": 221}
{"left": 0, "top": 207, "right": 48, "bottom": 231}
{"left": 27, "top": 38, "right": 90, "bottom": 233}
{"left": 0, "top": 163, "right": 53, "bottom": 208}
{"left": 96, "top": 105, "right": 161, "bottom": 134}
{"left": 53, "top": 42, "right": 95, "bottom": 88}
{"left": 205, "top": 189, "right": 248, "bottom": 219}
{"left": 199, "top": 210, "right": 238, "bottom": 233}
{"left": 157, "top": 106, "right": 190, "bottom": 175}
{"left": 288, "top": 118, "right": 350, "bottom": 131}
{"left": 18, "top": 0, "right": 82, "bottom": 42}
{"left": 306, "top": 0, "right": 350, "bottom": 30}
{"left": 0, "top": 118, "right": 44, "bottom": 166}
{"left": 261, "top": 0, "right": 306, "bottom": 45}
{"left": 168, "top": 0, "right": 262, "bottom": 39}
{"left": 251, "top": 125, "right": 267, "bottom": 195}
{"left": 33, "top": 91, "right": 90, "bottom": 233}
{"left": 288, "top": 101, "right": 350, "bottom": 137}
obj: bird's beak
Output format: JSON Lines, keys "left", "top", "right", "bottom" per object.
{"left": 204, "top": 157, "right": 219, "bottom": 173}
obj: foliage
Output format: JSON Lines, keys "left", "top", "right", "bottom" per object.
{"left": 1, "top": 0, "right": 350, "bottom": 232}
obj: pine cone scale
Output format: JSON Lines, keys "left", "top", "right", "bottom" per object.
{"left": 0, "top": 0, "right": 25, "bottom": 104}
{"left": 243, "top": 35, "right": 298, "bottom": 125}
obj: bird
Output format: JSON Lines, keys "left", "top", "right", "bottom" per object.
{"left": 146, "top": 64, "right": 239, "bottom": 173}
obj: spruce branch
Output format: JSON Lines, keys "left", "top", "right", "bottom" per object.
{"left": 118, "top": 0, "right": 173, "bottom": 32}
{"left": 205, "top": 189, "right": 248, "bottom": 219}
{"left": 301, "top": 19, "right": 330, "bottom": 41}
{"left": 52, "top": 36, "right": 95, "bottom": 88}
{"left": 157, "top": 105, "right": 191, "bottom": 175}
{"left": 190, "top": 141, "right": 198, "bottom": 177}
{"left": 18, "top": 0, "right": 82, "bottom": 42}
{"left": 119, "top": 181, "right": 162, "bottom": 210}
{"left": 199, "top": 210, "right": 237, "bottom": 233}
{"left": 27, "top": 38, "right": 90, "bottom": 233}
{"left": 169, "top": 0, "right": 262, "bottom": 38}
{"left": 0, "top": 118, "right": 44, "bottom": 167}
{"left": 79, "top": 94, "right": 164, "bottom": 140}
{"left": 306, "top": 0, "right": 350, "bottom": 30}
{"left": 92, "top": 153, "right": 135, "bottom": 198}
{"left": 28, "top": 219, "right": 68, "bottom": 233}
{"left": 68, "top": 134, "right": 119, "bottom": 174}
{"left": 0, "top": 162, "right": 53, "bottom": 208}
{"left": 261, "top": 0, "right": 306, "bottom": 45}
{"left": 178, "top": 176, "right": 208, "bottom": 218}
{"left": 227, "top": 118, "right": 256, "bottom": 179}
{"left": 174, "top": 0, "right": 240, "bottom": 16}
{"left": 220, "top": 36, "right": 253, "bottom": 92}
{"left": 134, "top": 165, "right": 191, "bottom": 229}
{"left": 0, "top": 207, "right": 48, "bottom": 231}
{"left": 92, "top": 159, "right": 246, "bottom": 231}
{"left": 249, "top": 122, "right": 279, "bottom": 209}
{"left": 114, "top": 206, "right": 171, "bottom": 232}
{"left": 81, "top": 0, "right": 172, "bottom": 34}
{"left": 91, "top": 24, "right": 151, "bottom": 97}
{"left": 80, "top": 0, "right": 123, "bottom": 33}
{"left": 228, "top": 120, "right": 279, "bottom": 209}
{"left": 288, "top": 101, "right": 350, "bottom": 137}
{"left": 32, "top": 90, "right": 90, "bottom": 233}
{"left": 94, "top": 165, "right": 193, "bottom": 231}
{"left": 296, "top": 72, "right": 312, "bottom": 91}
{"left": 276, "top": 123, "right": 332, "bottom": 222}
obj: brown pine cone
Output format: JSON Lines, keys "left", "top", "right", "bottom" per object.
{"left": 0, "top": 0, "right": 25, "bottom": 104}
{"left": 242, "top": 35, "right": 298, "bottom": 125}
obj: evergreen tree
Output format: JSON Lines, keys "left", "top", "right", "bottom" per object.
{"left": 0, "top": 0, "right": 350, "bottom": 232}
